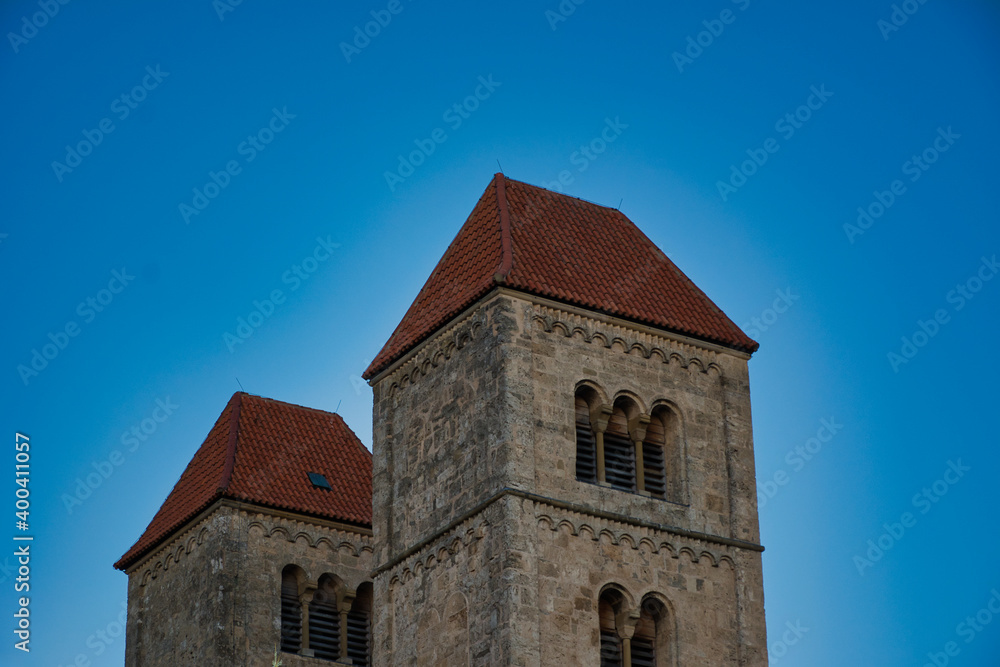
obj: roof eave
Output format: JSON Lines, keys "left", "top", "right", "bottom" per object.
{"left": 114, "top": 495, "right": 373, "bottom": 573}
{"left": 364, "top": 285, "right": 756, "bottom": 384}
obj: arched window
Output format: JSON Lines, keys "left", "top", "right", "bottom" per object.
{"left": 575, "top": 385, "right": 684, "bottom": 502}
{"left": 646, "top": 405, "right": 683, "bottom": 503}
{"left": 604, "top": 399, "right": 636, "bottom": 492}
{"left": 598, "top": 589, "right": 671, "bottom": 667}
{"left": 346, "top": 583, "right": 373, "bottom": 666}
{"left": 575, "top": 388, "right": 599, "bottom": 483}
{"left": 631, "top": 606, "right": 657, "bottom": 666}
{"left": 280, "top": 566, "right": 303, "bottom": 653}
{"left": 641, "top": 412, "right": 668, "bottom": 500}
{"left": 634, "top": 596, "right": 670, "bottom": 667}
{"left": 309, "top": 575, "right": 341, "bottom": 660}
{"left": 599, "top": 589, "right": 625, "bottom": 667}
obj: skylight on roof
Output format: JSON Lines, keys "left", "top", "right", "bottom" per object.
{"left": 307, "top": 472, "right": 331, "bottom": 490}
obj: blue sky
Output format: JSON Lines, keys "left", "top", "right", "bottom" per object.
{"left": 2, "top": 1, "right": 998, "bottom": 665}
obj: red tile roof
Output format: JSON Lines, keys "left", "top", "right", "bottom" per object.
{"left": 115, "top": 393, "right": 372, "bottom": 571}
{"left": 364, "top": 174, "right": 757, "bottom": 379}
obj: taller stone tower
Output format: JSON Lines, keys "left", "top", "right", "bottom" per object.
{"left": 363, "top": 174, "right": 768, "bottom": 666}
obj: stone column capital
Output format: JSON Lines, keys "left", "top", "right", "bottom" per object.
{"left": 616, "top": 607, "right": 641, "bottom": 640}
{"left": 591, "top": 403, "right": 613, "bottom": 433}
{"left": 628, "top": 413, "right": 651, "bottom": 442}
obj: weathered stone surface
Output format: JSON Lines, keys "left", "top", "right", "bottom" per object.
{"left": 370, "top": 291, "right": 767, "bottom": 666}
{"left": 123, "top": 502, "right": 372, "bottom": 666}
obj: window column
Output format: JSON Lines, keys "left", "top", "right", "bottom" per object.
{"left": 338, "top": 591, "right": 356, "bottom": 661}
{"left": 591, "top": 404, "right": 612, "bottom": 485}
{"left": 300, "top": 589, "right": 314, "bottom": 657}
{"left": 616, "top": 607, "right": 640, "bottom": 667}
{"left": 629, "top": 414, "right": 651, "bottom": 495}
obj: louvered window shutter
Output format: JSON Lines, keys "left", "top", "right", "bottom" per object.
{"left": 642, "top": 417, "right": 667, "bottom": 500}
{"left": 576, "top": 396, "right": 598, "bottom": 483}
{"left": 280, "top": 572, "right": 301, "bottom": 653}
{"left": 308, "top": 587, "right": 340, "bottom": 660}
{"left": 346, "top": 605, "right": 371, "bottom": 666}
{"left": 604, "top": 410, "right": 635, "bottom": 492}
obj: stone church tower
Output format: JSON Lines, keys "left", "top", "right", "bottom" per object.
{"left": 115, "top": 392, "right": 375, "bottom": 666}
{"left": 362, "top": 174, "right": 767, "bottom": 665}
{"left": 116, "top": 173, "right": 768, "bottom": 666}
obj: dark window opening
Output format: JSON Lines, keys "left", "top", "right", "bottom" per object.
{"left": 642, "top": 416, "right": 667, "bottom": 500}
{"left": 630, "top": 638, "right": 656, "bottom": 666}
{"left": 280, "top": 568, "right": 302, "bottom": 653}
{"left": 309, "top": 578, "right": 340, "bottom": 661}
{"left": 575, "top": 395, "right": 597, "bottom": 483}
{"left": 604, "top": 407, "right": 636, "bottom": 492}
{"left": 347, "top": 584, "right": 373, "bottom": 667}
{"left": 599, "top": 590, "right": 625, "bottom": 667}
{"left": 600, "top": 629, "right": 624, "bottom": 667}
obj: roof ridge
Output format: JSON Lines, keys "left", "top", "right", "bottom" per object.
{"left": 217, "top": 392, "right": 242, "bottom": 492}
{"left": 493, "top": 172, "right": 513, "bottom": 283}
{"left": 506, "top": 176, "right": 621, "bottom": 211}
{"left": 237, "top": 391, "right": 345, "bottom": 420}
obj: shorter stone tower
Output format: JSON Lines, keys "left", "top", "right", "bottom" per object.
{"left": 115, "top": 392, "right": 374, "bottom": 666}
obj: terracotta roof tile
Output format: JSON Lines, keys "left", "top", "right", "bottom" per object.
{"left": 364, "top": 174, "right": 756, "bottom": 379}
{"left": 115, "top": 393, "right": 372, "bottom": 571}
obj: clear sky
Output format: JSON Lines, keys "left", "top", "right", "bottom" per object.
{"left": 2, "top": 1, "right": 999, "bottom": 665}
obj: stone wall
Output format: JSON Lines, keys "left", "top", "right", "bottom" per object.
{"left": 531, "top": 497, "right": 762, "bottom": 666}
{"left": 514, "top": 297, "right": 761, "bottom": 545}
{"left": 369, "top": 290, "right": 767, "bottom": 666}
{"left": 375, "top": 499, "right": 504, "bottom": 665}
{"left": 124, "top": 502, "right": 372, "bottom": 667}
{"left": 371, "top": 295, "right": 525, "bottom": 568}
{"left": 123, "top": 505, "right": 241, "bottom": 666}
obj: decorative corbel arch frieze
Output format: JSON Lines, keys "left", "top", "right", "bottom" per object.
{"left": 383, "top": 313, "right": 489, "bottom": 398}
{"left": 530, "top": 306, "right": 725, "bottom": 378}
{"left": 534, "top": 507, "right": 735, "bottom": 571}
{"left": 384, "top": 514, "right": 491, "bottom": 591}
